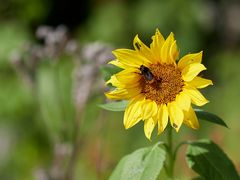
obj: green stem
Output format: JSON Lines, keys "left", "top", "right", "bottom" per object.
{"left": 166, "top": 127, "right": 175, "bottom": 179}
{"left": 165, "top": 132, "right": 191, "bottom": 179}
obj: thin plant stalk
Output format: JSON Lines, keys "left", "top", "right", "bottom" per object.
{"left": 166, "top": 127, "right": 175, "bottom": 179}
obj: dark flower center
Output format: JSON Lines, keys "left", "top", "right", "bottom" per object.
{"left": 141, "top": 63, "right": 184, "bottom": 104}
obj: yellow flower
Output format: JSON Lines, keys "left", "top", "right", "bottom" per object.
{"left": 105, "top": 29, "right": 213, "bottom": 140}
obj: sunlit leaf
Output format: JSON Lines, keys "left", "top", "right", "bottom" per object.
{"left": 186, "top": 139, "right": 239, "bottom": 180}
{"left": 194, "top": 109, "right": 228, "bottom": 128}
{"left": 110, "top": 143, "right": 166, "bottom": 180}
{"left": 99, "top": 101, "right": 128, "bottom": 111}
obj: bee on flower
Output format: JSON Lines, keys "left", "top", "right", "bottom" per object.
{"left": 105, "top": 29, "right": 213, "bottom": 140}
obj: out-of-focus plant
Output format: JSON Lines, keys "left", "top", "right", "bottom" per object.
{"left": 100, "top": 29, "right": 239, "bottom": 180}
{"left": 11, "top": 25, "right": 114, "bottom": 180}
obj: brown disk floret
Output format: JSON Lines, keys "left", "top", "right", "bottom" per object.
{"left": 141, "top": 63, "right": 184, "bottom": 104}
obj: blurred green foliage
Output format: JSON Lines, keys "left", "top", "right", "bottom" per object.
{"left": 0, "top": 0, "right": 240, "bottom": 179}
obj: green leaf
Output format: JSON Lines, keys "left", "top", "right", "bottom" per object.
{"left": 110, "top": 143, "right": 166, "bottom": 180}
{"left": 99, "top": 101, "right": 128, "bottom": 111}
{"left": 186, "top": 139, "right": 239, "bottom": 180}
{"left": 194, "top": 109, "right": 228, "bottom": 128}
{"left": 100, "top": 65, "right": 122, "bottom": 81}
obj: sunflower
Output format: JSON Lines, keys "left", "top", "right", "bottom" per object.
{"left": 105, "top": 29, "right": 212, "bottom": 140}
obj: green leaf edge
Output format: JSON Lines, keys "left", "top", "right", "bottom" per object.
{"left": 98, "top": 100, "right": 128, "bottom": 111}
{"left": 194, "top": 108, "right": 228, "bottom": 128}
{"left": 109, "top": 142, "right": 166, "bottom": 180}
{"left": 186, "top": 139, "right": 240, "bottom": 180}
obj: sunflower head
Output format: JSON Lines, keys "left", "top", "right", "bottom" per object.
{"left": 105, "top": 29, "right": 213, "bottom": 140}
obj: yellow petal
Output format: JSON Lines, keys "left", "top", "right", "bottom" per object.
{"left": 133, "top": 35, "right": 156, "bottom": 63}
{"left": 183, "top": 86, "right": 209, "bottom": 106}
{"left": 106, "top": 74, "right": 140, "bottom": 88}
{"left": 175, "top": 92, "right": 191, "bottom": 111}
{"left": 144, "top": 118, "right": 156, "bottom": 140}
{"left": 160, "top": 32, "right": 175, "bottom": 64}
{"left": 108, "top": 59, "right": 126, "bottom": 69}
{"left": 182, "top": 63, "right": 206, "bottom": 82}
{"left": 188, "top": 76, "right": 213, "bottom": 89}
{"left": 124, "top": 95, "right": 145, "bottom": 129}
{"left": 141, "top": 99, "right": 158, "bottom": 120}
{"left": 170, "top": 40, "right": 179, "bottom": 62}
{"left": 105, "top": 87, "right": 141, "bottom": 100}
{"left": 106, "top": 75, "right": 120, "bottom": 87}
{"left": 168, "top": 101, "right": 184, "bottom": 131}
{"left": 157, "top": 104, "right": 168, "bottom": 135}
{"left": 183, "top": 106, "right": 199, "bottom": 129}
{"left": 115, "top": 69, "right": 141, "bottom": 88}
{"left": 113, "top": 49, "right": 150, "bottom": 68}
{"left": 105, "top": 88, "right": 127, "bottom": 100}
{"left": 178, "top": 51, "right": 203, "bottom": 70}
{"left": 150, "top": 29, "right": 165, "bottom": 61}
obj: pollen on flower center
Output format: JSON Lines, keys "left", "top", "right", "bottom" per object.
{"left": 141, "top": 63, "right": 184, "bottom": 104}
